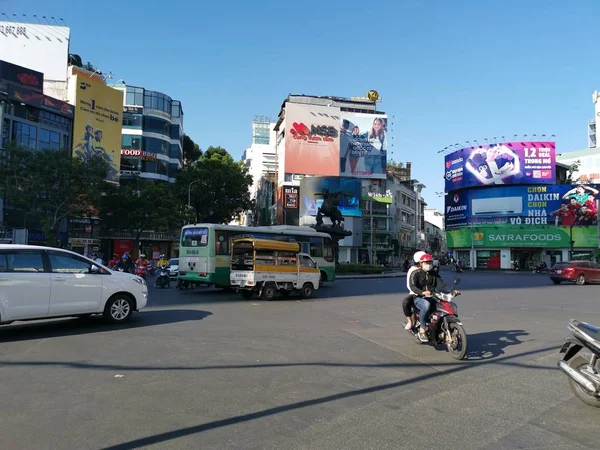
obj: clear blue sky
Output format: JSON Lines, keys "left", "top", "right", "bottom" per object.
{"left": 8, "top": 0, "right": 600, "bottom": 211}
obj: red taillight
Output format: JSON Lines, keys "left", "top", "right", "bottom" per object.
{"left": 198, "top": 272, "right": 207, "bottom": 277}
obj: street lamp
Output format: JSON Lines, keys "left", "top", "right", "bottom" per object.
{"left": 187, "top": 180, "right": 202, "bottom": 209}
{"left": 569, "top": 210, "right": 583, "bottom": 260}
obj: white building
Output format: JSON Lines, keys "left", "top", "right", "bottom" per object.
{"left": 424, "top": 208, "right": 444, "bottom": 231}
{"left": 557, "top": 148, "right": 600, "bottom": 184}
{"left": 242, "top": 120, "right": 277, "bottom": 199}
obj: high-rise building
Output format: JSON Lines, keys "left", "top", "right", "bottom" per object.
{"left": 114, "top": 85, "right": 183, "bottom": 183}
{"left": 243, "top": 120, "right": 277, "bottom": 198}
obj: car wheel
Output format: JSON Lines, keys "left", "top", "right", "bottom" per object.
{"left": 261, "top": 283, "right": 276, "bottom": 301}
{"left": 576, "top": 274, "right": 586, "bottom": 285}
{"left": 301, "top": 282, "right": 314, "bottom": 299}
{"left": 104, "top": 295, "right": 133, "bottom": 323}
{"left": 552, "top": 279, "right": 561, "bottom": 285}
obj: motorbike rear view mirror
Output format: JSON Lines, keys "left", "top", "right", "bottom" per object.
{"left": 453, "top": 278, "right": 460, "bottom": 285}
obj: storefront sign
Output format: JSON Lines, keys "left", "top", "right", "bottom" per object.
{"left": 120, "top": 150, "right": 158, "bottom": 161}
{"left": 8, "top": 85, "right": 74, "bottom": 118}
{"left": 124, "top": 106, "right": 143, "bottom": 114}
{"left": 69, "top": 238, "right": 101, "bottom": 246}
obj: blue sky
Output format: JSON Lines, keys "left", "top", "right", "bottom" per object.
{"left": 8, "top": 0, "right": 600, "bottom": 211}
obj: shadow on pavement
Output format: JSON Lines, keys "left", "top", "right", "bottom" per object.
{"left": 98, "top": 344, "right": 556, "bottom": 450}
{"left": 464, "top": 329, "right": 529, "bottom": 360}
{"left": 0, "top": 309, "right": 212, "bottom": 342}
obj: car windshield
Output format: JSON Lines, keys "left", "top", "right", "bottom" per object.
{"left": 169, "top": 259, "right": 178, "bottom": 266}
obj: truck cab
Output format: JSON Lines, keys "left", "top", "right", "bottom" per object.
{"left": 229, "top": 238, "right": 320, "bottom": 300}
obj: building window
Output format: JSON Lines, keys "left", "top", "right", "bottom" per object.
{"left": 39, "top": 128, "right": 61, "bottom": 150}
{"left": 122, "top": 113, "right": 143, "bottom": 128}
{"left": 126, "top": 87, "right": 144, "bottom": 106}
{"left": 122, "top": 135, "right": 142, "bottom": 150}
{"left": 169, "top": 124, "right": 180, "bottom": 139}
{"left": 143, "top": 116, "right": 170, "bottom": 136}
{"left": 13, "top": 121, "right": 37, "bottom": 150}
{"left": 172, "top": 101, "right": 181, "bottom": 118}
{"left": 143, "top": 91, "right": 172, "bottom": 115}
{"left": 142, "top": 137, "right": 168, "bottom": 156}
{"left": 169, "top": 144, "right": 181, "bottom": 159}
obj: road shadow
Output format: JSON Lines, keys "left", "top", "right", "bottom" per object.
{"left": 464, "top": 329, "right": 529, "bottom": 360}
{"left": 0, "top": 309, "right": 212, "bottom": 342}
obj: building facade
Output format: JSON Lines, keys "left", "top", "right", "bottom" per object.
{"left": 115, "top": 85, "right": 183, "bottom": 183}
{"left": 243, "top": 120, "right": 277, "bottom": 200}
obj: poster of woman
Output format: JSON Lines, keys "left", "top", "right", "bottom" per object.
{"left": 339, "top": 113, "right": 388, "bottom": 179}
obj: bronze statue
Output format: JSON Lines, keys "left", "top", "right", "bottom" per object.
{"left": 315, "top": 188, "right": 345, "bottom": 228}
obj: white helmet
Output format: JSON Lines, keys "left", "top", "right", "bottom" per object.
{"left": 140, "top": 254, "right": 146, "bottom": 258}
{"left": 413, "top": 251, "right": 426, "bottom": 263}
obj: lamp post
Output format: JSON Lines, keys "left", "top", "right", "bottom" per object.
{"left": 569, "top": 211, "right": 583, "bottom": 260}
{"left": 187, "top": 180, "right": 202, "bottom": 224}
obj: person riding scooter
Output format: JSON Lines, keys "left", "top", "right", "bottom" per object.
{"left": 409, "top": 253, "right": 459, "bottom": 342}
{"left": 534, "top": 261, "right": 547, "bottom": 272}
{"left": 117, "top": 253, "right": 135, "bottom": 274}
{"left": 402, "top": 251, "right": 426, "bottom": 331}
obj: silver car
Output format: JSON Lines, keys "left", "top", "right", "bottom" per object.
{"left": 168, "top": 258, "right": 179, "bottom": 279}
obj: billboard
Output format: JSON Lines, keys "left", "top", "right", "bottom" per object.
{"left": 8, "top": 85, "right": 74, "bottom": 118}
{"left": 444, "top": 141, "right": 556, "bottom": 191}
{"left": 299, "top": 177, "right": 362, "bottom": 220}
{"left": 445, "top": 184, "right": 600, "bottom": 249}
{"left": 72, "top": 74, "right": 124, "bottom": 183}
{"left": 0, "top": 22, "right": 70, "bottom": 81}
{"left": 340, "top": 113, "right": 388, "bottom": 179}
{"left": 0, "top": 60, "right": 44, "bottom": 92}
{"left": 276, "top": 185, "right": 300, "bottom": 226}
{"left": 284, "top": 103, "right": 340, "bottom": 176}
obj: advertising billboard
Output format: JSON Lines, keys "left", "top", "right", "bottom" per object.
{"left": 72, "top": 74, "right": 124, "bottom": 183}
{"left": 276, "top": 185, "right": 300, "bottom": 226}
{"left": 340, "top": 113, "right": 388, "bottom": 179}
{"left": 0, "top": 22, "right": 70, "bottom": 82}
{"left": 445, "top": 184, "right": 600, "bottom": 249}
{"left": 8, "top": 85, "right": 74, "bottom": 118}
{"left": 444, "top": 141, "right": 556, "bottom": 191}
{"left": 299, "top": 177, "right": 362, "bottom": 219}
{"left": 0, "top": 60, "right": 44, "bottom": 92}
{"left": 284, "top": 103, "right": 340, "bottom": 176}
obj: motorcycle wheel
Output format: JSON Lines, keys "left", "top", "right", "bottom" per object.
{"left": 447, "top": 322, "right": 468, "bottom": 360}
{"left": 411, "top": 315, "right": 424, "bottom": 345}
{"left": 567, "top": 356, "right": 600, "bottom": 407}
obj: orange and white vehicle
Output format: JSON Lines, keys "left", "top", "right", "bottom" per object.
{"left": 229, "top": 238, "right": 320, "bottom": 300}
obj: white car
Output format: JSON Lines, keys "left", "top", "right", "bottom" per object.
{"left": 168, "top": 258, "right": 179, "bottom": 279}
{"left": 0, "top": 245, "right": 148, "bottom": 325}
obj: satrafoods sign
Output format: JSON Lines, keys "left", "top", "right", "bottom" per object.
{"left": 446, "top": 226, "right": 598, "bottom": 249}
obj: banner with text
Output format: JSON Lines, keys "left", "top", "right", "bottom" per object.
{"left": 339, "top": 113, "right": 388, "bottom": 179}
{"left": 444, "top": 141, "right": 556, "bottom": 191}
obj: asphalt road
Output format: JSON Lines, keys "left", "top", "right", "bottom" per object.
{"left": 1, "top": 269, "right": 599, "bottom": 450}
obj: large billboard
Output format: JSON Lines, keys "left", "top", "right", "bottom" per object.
{"left": 0, "top": 22, "right": 70, "bottom": 81}
{"left": 72, "top": 75, "right": 123, "bottom": 183}
{"left": 299, "top": 177, "right": 362, "bottom": 220}
{"left": 444, "top": 141, "right": 556, "bottom": 191}
{"left": 340, "top": 113, "right": 388, "bottom": 179}
{"left": 284, "top": 103, "right": 340, "bottom": 176}
{"left": 445, "top": 184, "right": 600, "bottom": 249}
{"left": 0, "top": 60, "right": 44, "bottom": 92}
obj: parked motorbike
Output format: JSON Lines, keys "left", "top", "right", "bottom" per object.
{"left": 557, "top": 319, "right": 600, "bottom": 407}
{"left": 405, "top": 279, "right": 467, "bottom": 360}
{"left": 453, "top": 263, "right": 463, "bottom": 273}
{"left": 532, "top": 266, "right": 549, "bottom": 274}
{"left": 136, "top": 264, "right": 148, "bottom": 280}
{"left": 147, "top": 261, "right": 156, "bottom": 276}
{"left": 155, "top": 265, "right": 170, "bottom": 289}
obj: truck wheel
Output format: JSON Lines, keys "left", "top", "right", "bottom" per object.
{"left": 301, "top": 282, "right": 314, "bottom": 299}
{"left": 261, "top": 283, "right": 276, "bottom": 301}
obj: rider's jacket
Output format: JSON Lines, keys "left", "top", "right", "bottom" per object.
{"left": 409, "top": 270, "right": 450, "bottom": 297}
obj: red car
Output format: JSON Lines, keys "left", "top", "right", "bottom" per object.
{"left": 550, "top": 261, "right": 600, "bottom": 285}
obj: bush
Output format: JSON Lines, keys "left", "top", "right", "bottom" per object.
{"left": 336, "top": 263, "right": 387, "bottom": 274}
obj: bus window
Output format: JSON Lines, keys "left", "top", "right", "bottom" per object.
{"left": 309, "top": 237, "right": 323, "bottom": 258}
{"left": 215, "top": 230, "right": 229, "bottom": 255}
{"left": 182, "top": 227, "right": 208, "bottom": 247}
{"left": 323, "top": 238, "right": 334, "bottom": 262}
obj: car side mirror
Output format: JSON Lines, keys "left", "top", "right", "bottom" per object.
{"left": 90, "top": 264, "right": 101, "bottom": 274}
{"left": 453, "top": 278, "right": 460, "bottom": 285}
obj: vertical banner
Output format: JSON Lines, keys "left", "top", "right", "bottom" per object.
{"left": 72, "top": 74, "right": 123, "bottom": 183}
{"left": 339, "top": 113, "right": 388, "bottom": 179}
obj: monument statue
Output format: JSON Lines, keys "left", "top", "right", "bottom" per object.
{"left": 312, "top": 188, "right": 352, "bottom": 265}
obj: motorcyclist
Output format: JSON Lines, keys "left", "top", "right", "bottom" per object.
{"left": 409, "top": 253, "right": 460, "bottom": 342}
{"left": 157, "top": 254, "right": 169, "bottom": 268}
{"left": 108, "top": 253, "right": 119, "bottom": 268}
{"left": 135, "top": 253, "right": 149, "bottom": 268}
{"left": 535, "top": 261, "right": 547, "bottom": 272}
{"left": 117, "top": 253, "right": 135, "bottom": 273}
{"left": 402, "top": 251, "right": 426, "bottom": 331}
{"left": 432, "top": 258, "right": 440, "bottom": 275}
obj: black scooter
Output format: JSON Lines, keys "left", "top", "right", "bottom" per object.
{"left": 155, "top": 265, "right": 170, "bottom": 289}
{"left": 558, "top": 319, "right": 600, "bottom": 407}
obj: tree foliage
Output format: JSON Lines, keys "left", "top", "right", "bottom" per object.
{"left": 99, "top": 178, "right": 181, "bottom": 247}
{"left": 0, "top": 145, "right": 110, "bottom": 246}
{"left": 183, "top": 135, "right": 202, "bottom": 166}
{"left": 176, "top": 146, "right": 253, "bottom": 224}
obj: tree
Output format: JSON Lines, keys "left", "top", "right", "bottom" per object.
{"left": 98, "top": 178, "right": 180, "bottom": 252}
{"left": 182, "top": 135, "right": 202, "bottom": 166}
{"left": 0, "top": 145, "right": 110, "bottom": 246}
{"left": 176, "top": 147, "right": 253, "bottom": 224}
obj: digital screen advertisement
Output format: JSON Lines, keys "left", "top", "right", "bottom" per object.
{"left": 445, "top": 184, "right": 600, "bottom": 249}
{"left": 444, "top": 141, "right": 556, "bottom": 191}
{"left": 339, "top": 113, "right": 388, "bottom": 179}
{"left": 299, "top": 176, "right": 362, "bottom": 218}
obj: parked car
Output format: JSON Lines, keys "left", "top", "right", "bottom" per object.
{"left": 0, "top": 245, "right": 148, "bottom": 325}
{"left": 550, "top": 261, "right": 600, "bottom": 285}
{"left": 168, "top": 258, "right": 179, "bottom": 279}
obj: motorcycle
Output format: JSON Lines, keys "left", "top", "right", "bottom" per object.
{"left": 155, "top": 265, "right": 170, "bottom": 289}
{"left": 532, "top": 266, "right": 548, "bottom": 274}
{"left": 405, "top": 278, "right": 468, "bottom": 360}
{"left": 453, "top": 263, "right": 463, "bottom": 273}
{"left": 557, "top": 319, "right": 600, "bottom": 407}
{"left": 147, "top": 261, "right": 156, "bottom": 276}
{"left": 135, "top": 264, "right": 148, "bottom": 280}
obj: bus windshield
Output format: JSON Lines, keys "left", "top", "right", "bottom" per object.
{"left": 182, "top": 227, "right": 208, "bottom": 247}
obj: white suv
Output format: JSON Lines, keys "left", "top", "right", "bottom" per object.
{"left": 0, "top": 245, "right": 148, "bottom": 325}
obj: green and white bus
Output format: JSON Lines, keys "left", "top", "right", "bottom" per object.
{"left": 177, "top": 223, "right": 336, "bottom": 288}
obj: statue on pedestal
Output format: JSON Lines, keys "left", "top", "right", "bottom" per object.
{"left": 312, "top": 188, "right": 352, "bottom": 265}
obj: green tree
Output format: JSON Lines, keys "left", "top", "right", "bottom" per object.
{"left": 0, "top": 145, "right": 110, "bottom": 246}
{"left": 176, "top": 146, "right": 253, "bottom": 224}
{"left": 183, "top": 135, "right": 202, "bottom": 166}
{"left": 99, "top": 178, "right": 181, "bottom": 252}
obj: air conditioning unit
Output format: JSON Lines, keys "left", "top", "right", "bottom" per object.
{"left": 471, "top": 196, "right": 523, "bottom": 216}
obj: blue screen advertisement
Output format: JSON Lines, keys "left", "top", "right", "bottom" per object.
{"left": 299, "top": 176, "right": 362, "bottom": 218}
{"left": 445, "top": 184, "right": 600, "bottom": 229}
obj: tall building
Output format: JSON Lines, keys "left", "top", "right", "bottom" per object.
{"left": 243, "top": 119, "right": 277, "bottom": 199}
{"left": 114, "top": 84, "right": 183, "bottom": 183}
